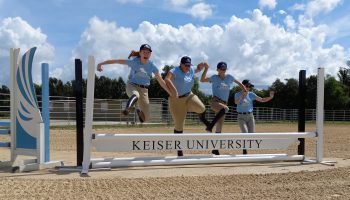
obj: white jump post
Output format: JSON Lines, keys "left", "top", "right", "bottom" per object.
{"left": 81, "top": 58, "right": 333, "bottom": 174}
{"left": 82, "top": 56, "right": 96, "bottom": 174}
{"left": 316, "top": 67, "right": 325, "bottom": 162}
{"left": 302, "top": 67, "right": 335, "bottom": 165}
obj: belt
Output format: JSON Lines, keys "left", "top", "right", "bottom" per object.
{"left": 178, "top": 92, "right": 190, "bottom": 98}
{"left": 213, "top": 96, "right": 227, "bottom": 104}
{"left": 237, "top": 112, "right": 252, "bottom": 114}
{"left": 130, "top": 82, "right": 149, "bottom": 89}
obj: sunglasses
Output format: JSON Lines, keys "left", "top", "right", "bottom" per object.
{"left": 219, "top": 68, "right": 227, "bottom": 71}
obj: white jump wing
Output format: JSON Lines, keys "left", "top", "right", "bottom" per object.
{"left": 16, "top": 47, "right": 43, "bottom": 138}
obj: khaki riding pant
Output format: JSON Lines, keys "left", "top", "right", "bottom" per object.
{"left": 210, "top": 99, "right": 229, "bottom": 132}
{"left": 126, "top": 83, "right": 150, "bottom": 122}
{"left": 169, "top": 93, "right": 206, "bottom": 131}
{"left": 237, "top": 113, "right": 255, "bottom": 133}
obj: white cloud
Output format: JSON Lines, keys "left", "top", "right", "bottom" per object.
{"left": 165, "top": 0, "right": 213, "bottom": 20}
{"left": 189, "top": 2, "right": 213, "bottom": 20}
{"left": 290, "top": 3, "right": 305, "bottom": 11}
{"left": 116, "top": 0, "right": 144, "bottom": 4}
{"left": 168, "top": 0, "right": 188, "bottom": 7}
{"left": 284, "top": 15, "right": 296, "bottom": 29}
{"left": 0, "top": 17, "right": 55, "bottom": 86}
{"left": 278, "top": 10, "right": 286, "bottom": 15}
{"left": 71, "top": 10, "right": 348, "bottom": 89}
{"left": 292, "top": 0, "right": 342, "bottom": 32}
{"left": 326, "top": 14, "right": 350, "bottom": 45}
{"left": 305, "top": 0, "right": 342, "bottom": 18}
{"left": 259, "top": 0, "right": 277, "bottom": 10}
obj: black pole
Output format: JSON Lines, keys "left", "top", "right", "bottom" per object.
{"left": 75, "top": 59, "right": 84, "bottom": 166}
{"left": 298, "top": 70, "right": 306, "bottom": 155}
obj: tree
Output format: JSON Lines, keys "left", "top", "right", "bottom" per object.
{"left": 324, "top": 75, "right": 350, "bottom": 109}
{"left": 305, "top": 75, "right": 317, "bottom": 109}
{"left": 49, "top": 77, "right": 64, "bottom": 96}
{"left": 337, "top": 60, "right": 350, "bottom": 99}
{"left": 148, "top": 65, "right": 173, "bottom": 99}
{"left": 0, "top": 85, "right": 10, "bottom": 94}
{"left": 269, "top": 78, "right": 298, "bottom": 108}
{"left": 228, "top": 86, "right": 241, "bottom": 107}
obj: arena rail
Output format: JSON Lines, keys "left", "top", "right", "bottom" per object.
{"left": 81, "top": 56, "right": 334, "bottom": 174}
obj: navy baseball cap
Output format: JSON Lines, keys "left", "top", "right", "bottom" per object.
{"left": 180, "top": 56, "right": 192, "bottom": 65}
{"left": 217, "top": 62, "right": 227, "bottom": 70}
{"left": 140, "top": 44, "right": 152, "bottom": 52}
{"left": 242, "top": 79, "right": 254, "bottom": 87}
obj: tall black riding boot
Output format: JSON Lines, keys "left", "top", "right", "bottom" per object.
{"left": 198, "top": 111, "right": 210, "bottom": 128}
{"left": 174, "top": 130, "right": 183, "bottom": 156}
{"left": 206, "top": 108, "right": 226, "bottom": 132}
{"left": 123, "top": 94, "right": 138, "bottom": 115}
{"left": 212, "top": 131, "right": 221, "bottom": 155}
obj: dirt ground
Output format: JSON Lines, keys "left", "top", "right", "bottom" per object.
{"left": 1, "top": 122, "right": 350, "bottom": 200}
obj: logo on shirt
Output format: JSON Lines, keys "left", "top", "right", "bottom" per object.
{"left": 217, "top": 82, "right": 230, "bottom": 90}
{"left": 184, "top": 76, "right": 192, "bottom": 83}
{"left": 136, "top": 67, "right": 149, "bottom": 78}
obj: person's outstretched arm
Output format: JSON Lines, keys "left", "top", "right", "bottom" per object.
{"left": 234, "top": 80, "right": 248, "bottom": 92}
{"left": 164, "top": 72, "right": 178, "bottom": 98}
{"left": 255, "top": 91, "right": 275, "bottom": 102}
{"left": 97, "top": 59, "right": 127, "bottom": 72}
{"left": 200, "top": 63, "right": 211, "bottom": 82}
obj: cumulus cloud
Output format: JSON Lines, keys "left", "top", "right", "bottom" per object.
{"left": 71, "top": 11, "right": 349, "bottom": 89}
{"left": 165, "top": 0, "right": 213, "bottom": 20}
{"left": 190, "top": 2, "right": 213, "bottom": 20}
{"left": 0, "top": 17, "right": 55, "bottom": 86}
{"left": 291, "top": 0, "right": 342, "bottom": 28}
{"left": 259, "top": 0, "right": 277, "bottom": 10}
{"left": 284, "top": 15, "right": 296, "bottom": 29}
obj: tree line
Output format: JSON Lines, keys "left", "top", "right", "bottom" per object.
{"left": 1, "top": 62, "right": 349, "bottom": 110}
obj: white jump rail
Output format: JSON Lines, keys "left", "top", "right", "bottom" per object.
{"left": 81, "top": 57, "right": 333, "bottom": 174}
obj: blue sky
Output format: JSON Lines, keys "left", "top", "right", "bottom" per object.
{"left": 1, "top": 0, "right": 350, "bottom": 94}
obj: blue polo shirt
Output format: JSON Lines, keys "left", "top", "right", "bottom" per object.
{"left": 210, "top": 74, "right": 235, "bottom": 102}
{"left": 234, "top": 91, "right": 258, "bottom": 112}
{"left": 125, "top": 57, "right": 159, "bottom": 86}
{"left": 169, "top": 66, "right": 195, "bottom": 96}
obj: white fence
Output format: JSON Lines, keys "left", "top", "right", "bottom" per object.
{"left": 1, "top": 93, "right": 350, "bottom": 125}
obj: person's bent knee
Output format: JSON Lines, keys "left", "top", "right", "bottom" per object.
{"left": 224, "top": 106, "right": 229, "bottom": 113}
{"left": 130, "top": 91, "right": 140, "bottom": 98}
